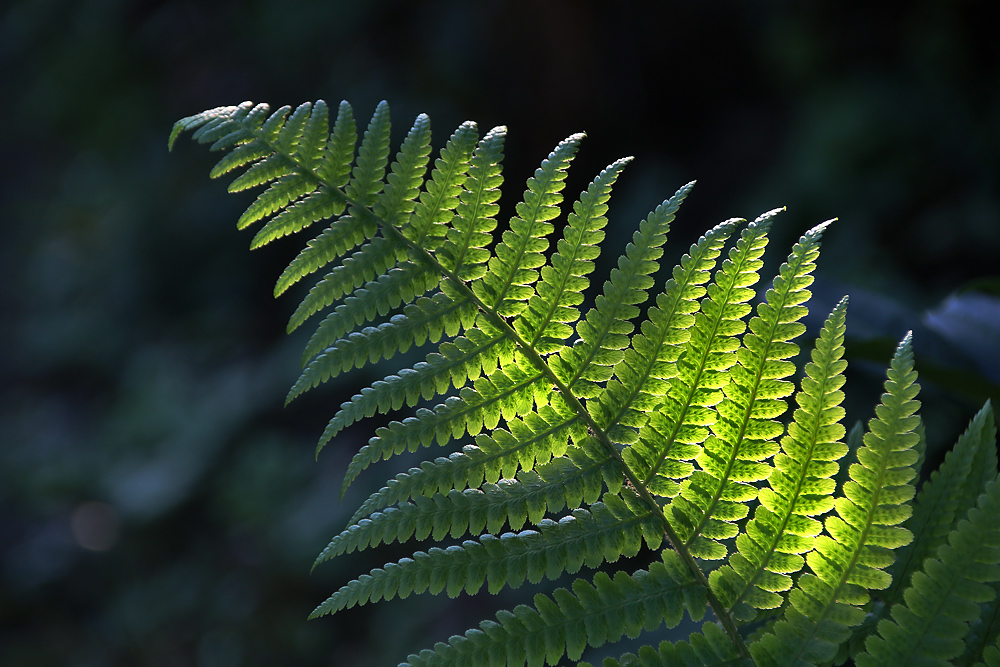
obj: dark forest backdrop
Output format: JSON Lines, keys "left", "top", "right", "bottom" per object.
{"left": 2, "top": 0, "right": 999, "bottom": 665}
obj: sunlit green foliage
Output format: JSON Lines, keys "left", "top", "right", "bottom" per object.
{"left": 173, "top": 98, "right": 1000, "bottom": 666}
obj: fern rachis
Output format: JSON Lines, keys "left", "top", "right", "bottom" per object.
{"left": 172, "top": 98, "right": 1000, "bottom": 666}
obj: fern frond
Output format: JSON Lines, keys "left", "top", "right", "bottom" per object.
{"left": 402, "top": 121, "right": 480, "bottom": 249}
{"left": 227, "top": 152, "right": 295, "bottom": 195}
{"left": 289, "top": 234, "right": 409, "bottom": 336}
{"left": 884, "top": 400, "right": 997, "bottom": 604}
{"left": 750, "top": 333, "right": 922, "bottom": 666}
{"left": 238, "top": 171, "right": 318, "bottom": 232}
{"left": 236, "top": 103, "right": 342, "bottom": 237}
{"left": 340, "top": 388, "right": 580, "bottom": 497}
{"left": 372, "top": 112, "right": 432, "bottom": 227}
{"left": 276, "top": 116, "right": 475, "bottom": 315}
{"left": 316, "top": 329, "right": 510, "bottom": 450}
{"left": 436, "top": 127, "right": 506, "bottom": 281}
{"left": 653, "top": 210, "right": 777, "bottom": 558}
{"left": 839, "top": 402, "right": 999, "bottom": 660}
{"left": 964, "top": 580, "right": 1000, "bottom": 666}
{"left": 206, "top": 106, "right": 272, "bottom": 176}
{"left": 473, "top": 133, "right": 583, "bottom": 317}
{"left": 345, "top": 101, "right": 392, "bottom": 208}
{"left": 593, "top": 622, "right": 753, "bottom": 667}
{"left": 398, "top": 555, "right": 705, "bottom": 667}
{"left": 550, "top": 182, "right": 699, "bottom": 398}
{"left": 317, "top": 100, "right": 357, "bottom": 187}
{"left": 275, "top": 215, "right": 371, "bottom": 298}
{"left": 298, "top": 262, "right": 438, "bottom": 349}
{"left": 177, "top": 99, "right": 988, "bottom": 666}
{"left": 710, "top": 297, "right": 849, "bottom": 620}
{"left": 169, "top": 101, "right": 259, "bottom": 150}
{"left": 250, "top": 186, "right": 348, "bottom": 249}
{"left": 312, "top": 493, "right": 662, "bottom": 619}
{"left": 348, "top": 437, "right": 622, "bottom": 525}
{"left": 670, "top": 217, "right": 827, "bottom": 562}
{"left": 287, "top": 292, "right": 477, "bottom": 403}
{"left": 608, "top": 217, "right": 740, "bottom": 493}
{"left": 515, "top": 157, "right": 631, "bottom": 353}
{"left": 857, "top": 479, "right": 1000, "bottom": 666}
{"left": 317, "top": 458, "right": 622, "bottom": 571}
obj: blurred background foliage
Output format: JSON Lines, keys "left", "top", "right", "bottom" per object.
{"left": 1, "top": 0, "right": 998, "bottom": 664}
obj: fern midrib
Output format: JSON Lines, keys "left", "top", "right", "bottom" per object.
{"left": 247, "top": 122, "right": 751, "bottom": 659}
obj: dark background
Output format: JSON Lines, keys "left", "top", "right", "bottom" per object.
{"left": 2, "top": 0, "right": 999, "bottom": 665}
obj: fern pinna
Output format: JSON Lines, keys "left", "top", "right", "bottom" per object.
{"left": 171, "top": 99, "right": 1000, "bottom": 666}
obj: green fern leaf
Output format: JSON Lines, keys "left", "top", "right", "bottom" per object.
{"left": 750, "top": 333, "right": 922, "bottom": 666}
{"left": 340, "top": 388, "right": 579, "bottom": 496}
{"left": 658, "top": 210, "right": 780, "bottom": 559}
{"left": 884, "top": 400, "right": 997, "bottom": 605}
{"left": 345, "top": 100, "right": 392, "bottom": 208}
{"left": 250, "top": 187, "right": 347, "bottom": 249}
{"left": 312, "top": 494, "right": 661, "bottom": 619}
{"left": 711, "top": 297, "right": 849, "bottom": 620}
{"left": 397, "top": 555, "right": 704, "bottom": 667}
{"left": 857, "top": 479, "right": 1000, "bottom": 666}
{"left": 226, "top": 153, "right": 295, "bottom": 195}
{"left": 963, "top": 579, "right": 1000, "bottom": 665}
{"left": 985, "top": 644, "right": 1000, "bottom": 667}
{"left": 237, "top": 173, "right": 316, "bottom": 231}
{"left": 515, "top": 157, "right": 631, "bottom": 353}
{"left": 402, "top": 121, "right": 480, "bottom": 248}
{"left": 592, "top": 622, "right": 753, "bottom": 667}
{"left": 296, "top": 99, "right": 330, "bottom": 170}
{"left": 473, "top": 133, "right": 583, "bottom": 317}
{"left": 317, "top": 456, "right": 618, "bottom": 571}
{"left": 373, "top": 112, "right": 432, "bottom": 227}
{"left": 208, "top": 135, "right": 269, "bottom": 179}
{"left": 287, "top": 292, "right": 477, "bottom": 403}
{"left": 348, "top": 437, "right": 622, "bottom": 526}
{"left": 671, "top": 217, "right": 828, "bottom": 561}
{"left": 436, "top": 127, "right": 506, "bottom": 280}
{"left": 606, "top": 217, "right": 740, "bottom": 495}
{"left": 300, "top": 262, "right": 441, "bottom": 357}
{"left": 176, "top": 99, "right": 993, "bottom": 667}
{"left": 273, "top": 215, "right": 374, "bottom": 299}
{"left": 550, "top": 182, "right": 700, "bottom": 397}
{"left": 316, "top": 100, "right": 357, "bottom": 186}
{"left": 316, "top": 329, "right": 510, "bottom": 452}
{"left": 288, "top": 233, "right": 407, "bottom": 336}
